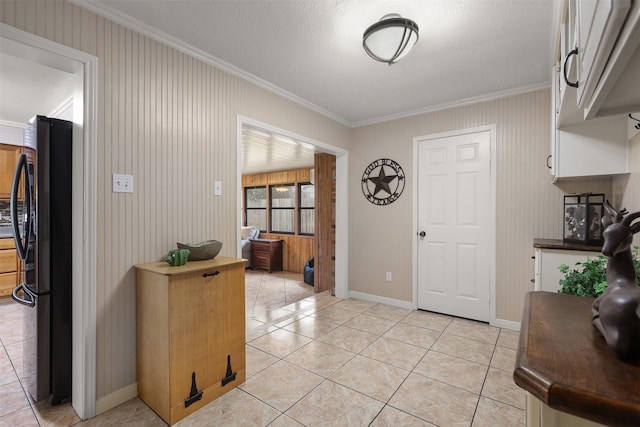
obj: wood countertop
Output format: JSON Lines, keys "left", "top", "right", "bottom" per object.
{"left": 514, "top": 291, "right": 640, "bottom": 426}
{"left": 533, "top": 238, "right": 602, "bottom": 252}
{"left": 134, "top": 255, "right": 245, "bottom": 276}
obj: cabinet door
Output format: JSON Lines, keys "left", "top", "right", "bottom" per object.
{"left": 168, "top": 264, "right": 245, "bottom": 415}
{"left": 537, "top": 249, "right": 601, "bottom": 293}
{"left": 576, "top": 0, "right": 630, "bottom": 108}
{"left": 0, "top": 249, "right": 16, "bottom": 274}
{"left": 555, "top": 114, "right": 628, "bottom": 178}
{"left": 0, "top": 145, "right": 21, "bottom": 199}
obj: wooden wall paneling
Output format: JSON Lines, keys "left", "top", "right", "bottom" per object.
{"left": 258, "top": 233, "right": 313, "bottom": 273}
{"left": 297, "top": 168, "right": 311, "bottom": 183}
{"left": 314, "top": 153, "right": 335, "bottom": 293}
{"left": 242, "top": 167, "right": 314, "bottom": 274}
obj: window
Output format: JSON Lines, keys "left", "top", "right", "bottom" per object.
{"left": 244, "top": 186, "right": 267, "bottom": 231}
{"left": 299, "top": 183, "right": 314, "bottom": 235}
{"left": 270, "top": 184, "right": 295, "bottom": 233}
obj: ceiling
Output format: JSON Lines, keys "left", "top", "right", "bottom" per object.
{"left": 83, "top": 0, "right": 557, "bottom": 126}
{"left": 1, "top": 0, "right": 559, "bottom": 174}
{"left": 0, "top": 51, "right": 76, "bottom": 126}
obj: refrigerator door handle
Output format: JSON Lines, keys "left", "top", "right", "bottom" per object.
{"left": 10, "top": 153, "right": 31, "bottom": 260}
{"left": 12, "top": 283, "right": 36, "bottom": 307}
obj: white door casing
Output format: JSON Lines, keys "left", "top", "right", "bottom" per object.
{"left": 0, "top": 24, "right": 98, "bottom": 419}
{"left": 415, "top": 127, "right": 495, "bottom": 322}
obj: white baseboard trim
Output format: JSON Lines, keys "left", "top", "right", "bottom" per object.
{"left": 347, "top": 291, "right": 415, "bottom": 310}
{"left": 347, "top": 290, "right": 521, "bottom": 331}
{"left": 95, "top": 383, "right": 138, "bottom": 416}
{"left": 492, "top": 318, "right": 521, "bottom": 331}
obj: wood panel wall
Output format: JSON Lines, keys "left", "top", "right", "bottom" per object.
{"left": 314, "top": 154, "right": 336, "bottom": 293}
{"left": 242, "top": 168, "right": 313, "bottom": 273}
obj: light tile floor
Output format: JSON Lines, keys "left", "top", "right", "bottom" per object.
{"left": 0, "top": 269, "right": 525, "bottom": 426}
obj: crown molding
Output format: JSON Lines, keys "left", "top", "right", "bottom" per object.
{"left": 70, "top": 0, "right": 352, "bottom": 128}
{"left": 69, "top": 2, "right": 552, "bottom": 130}
{"left": 0, "top": 119, "right": 25, "bottom": 128}
{"left": 352, "top": 82, "right": 551, "bottom": 127}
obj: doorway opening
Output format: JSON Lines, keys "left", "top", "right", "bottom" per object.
{"left": 0, "top": 24, "right": 98, "bottom": 419}
{"left": 236, "top": 116, "right": 348, "bottom": 307}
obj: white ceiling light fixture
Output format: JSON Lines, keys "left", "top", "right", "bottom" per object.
{"left": 363, "top": 13, "right": 419, "bottom": 65}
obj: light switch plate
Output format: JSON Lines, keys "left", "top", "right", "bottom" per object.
{"left": 113, "top": 174, "right": 133, "bottom": 193}
{"left": 214, "top": 181, "right": 222, "bottom": 196}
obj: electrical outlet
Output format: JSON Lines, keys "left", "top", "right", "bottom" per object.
{"left": 113, "top": 173, "right": 134, "bottom": 193}
{"left": 386, "top": 272, "right": 392, "bottom": 282}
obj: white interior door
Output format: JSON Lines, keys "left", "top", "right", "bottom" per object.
{"left": 417, "top": 130, "right": 492, "bottom": 322}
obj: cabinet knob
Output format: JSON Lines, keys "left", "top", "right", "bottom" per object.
{"left": 563, "top": 48, "right": 579, "bottom": 88}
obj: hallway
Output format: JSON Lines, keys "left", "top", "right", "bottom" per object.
{"left": 0, "top": 270, "right": 524, "bottom": 426}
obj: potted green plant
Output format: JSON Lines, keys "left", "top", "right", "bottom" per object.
{"left": 558, "top": 247, "right": 640, "bottom": 297}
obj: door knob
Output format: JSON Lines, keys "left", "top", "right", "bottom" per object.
{"left": 418, "top": 231, "right": 426, "bottom": 237}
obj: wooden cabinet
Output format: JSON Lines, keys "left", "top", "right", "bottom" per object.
{"left": 250, "top": 239, "right": 283, "bottom": 273}
{"left": 0, "top": 144, "right": 35, "bottom": 200}
{"left": 514, "top": 292, "right": 640, "bottom": 426}
{"left": 135, "top": 256, "right": 246, "bottom": 425}
{"left": 0, "top": 144, "right": 21, "bottom": 199}
{"left": 0, "top": 238, "right": 18, "bottom": 298}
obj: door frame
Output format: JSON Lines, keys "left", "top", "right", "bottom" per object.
{"left": 236, "top": 116, "right": 349, "bottom": 299}
{"left": 0, "top": 24, "right": 98, "bottom": 419}
{"left": 412, "top": 125, "right": 497, "bottom": 324}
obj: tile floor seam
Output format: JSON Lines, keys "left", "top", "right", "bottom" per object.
{"left": 427, "top": 348, "right": 491, "bottom": 368}
{"left": 406, "top": 362, "right": 484, "bottom": 399}
{"left": 478, "top": 394, "right": 527, "bottom": 412}
{"left": 468, "top": 339, "right": 499, "bottom": 426}
{"left": 12, "top": 375, "right": 38, "bottom": 425}
{"left": 443, "top": 330, "right": 500, "bottom": 346}
{"left": 374, "top": 345, "right": 434, "bottom": 422}
{"left": 233, "top": 386, "right": 286, "bottom": 420}
{"left": 278, "top": 377, "right": 340, "bottom": 424}
{"left": 382, "top": 401, "right": 440, "bottom": 426}
{"left": 331, "top": 356, "right": 412, "bottom": 406}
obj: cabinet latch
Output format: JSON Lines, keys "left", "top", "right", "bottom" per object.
{"left": 184, "top": 371, "right": 203, "bottom": 407}
{"left": 221, "top": 354, "right": 237, "bottom": 386}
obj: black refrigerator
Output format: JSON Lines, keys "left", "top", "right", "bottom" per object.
{"left": 10, "top": 115, "right": 72, "bottom": 405}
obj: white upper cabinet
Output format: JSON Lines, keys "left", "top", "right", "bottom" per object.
{"left": 549, "top": 0, "right": 635, "bottom": 181}
{"left": 557, "top": 0, "right": 640, "bottom": 123}
{"left": 575, "top": 0, "right": 630, "bottom": 109}
{"left": 551, "top": 63, "right": 628, "bottom": 181}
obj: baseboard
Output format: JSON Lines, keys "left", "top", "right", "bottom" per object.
{"left": 95, "top": 382, "right": 138, "bottom": 416}
{"left": 347, "top": 291, "right": 415, "bottom": 310}
{"left": 492, "top": 318, "right": 521, "bottom": 331}
{"left": 347, "top": 290, "right": 521, "bottom": 331}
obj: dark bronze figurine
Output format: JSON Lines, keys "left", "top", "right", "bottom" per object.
{"left": 591, "top": 200, "right": 640, "bottom": 360}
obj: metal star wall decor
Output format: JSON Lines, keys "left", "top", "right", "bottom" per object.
{"left": 361, "top": 158, "right": 405, "bottom": 205}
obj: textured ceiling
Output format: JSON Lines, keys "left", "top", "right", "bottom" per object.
{"left": 83, "top": 0, "right": 557, "bottom": 126}
{"left": 1, "top": 0, "right": 558, "bottom": 175}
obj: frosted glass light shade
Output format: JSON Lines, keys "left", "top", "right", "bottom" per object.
{"left": 363, "top": 13, "right": 419, "bottom": 65}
